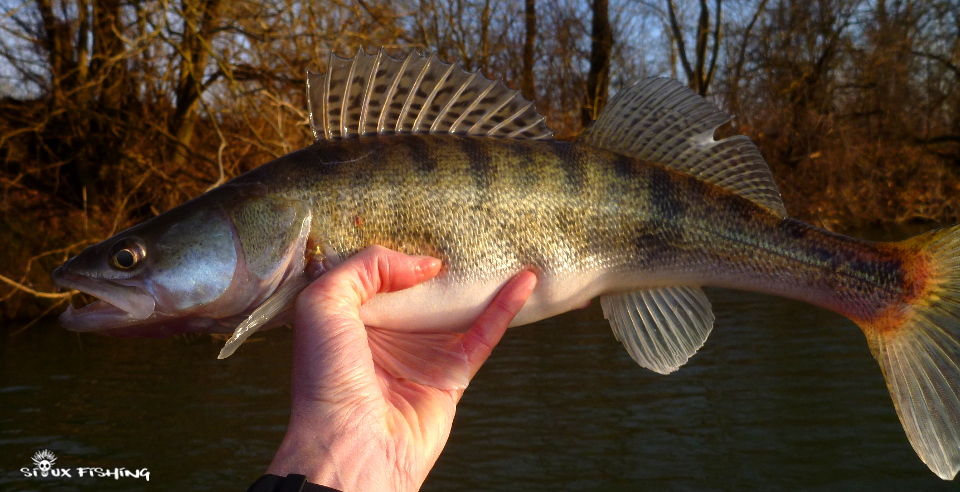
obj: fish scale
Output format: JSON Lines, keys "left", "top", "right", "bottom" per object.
{"left": 230, "top": 132, "right": 904, "bottom": 319}
{"left": 51, "top": 49, "right": 960, "bottom": 480}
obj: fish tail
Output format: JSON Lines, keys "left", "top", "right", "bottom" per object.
{"left": 859, "top": 224, "right": 960, "bottom": 479}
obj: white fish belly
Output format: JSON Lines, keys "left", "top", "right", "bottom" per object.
{"left": 358, "top": 271, "right": 611, "bottom": 333}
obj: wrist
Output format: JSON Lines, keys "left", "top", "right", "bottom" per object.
{"left": 266, "top": 419, "right": 416, "bottom": 492}
{"left": 266, "top": 433, "right": 351, "bottom": 491}
{"left": 248, "top": 474, "right": 342, "bottom": 492}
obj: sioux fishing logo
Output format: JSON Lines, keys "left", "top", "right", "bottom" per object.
{"left": 19, "top": 449, "right": 150, "bottom": 481}
{"left": 22, "top": 450, "right": 68, "bottom": 478}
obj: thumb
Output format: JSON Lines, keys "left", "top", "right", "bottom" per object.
{"left": 299, "top": 245, "right": 442, "bottom": 319}
{"left": 291, "top": 246, "right": 442, "bottom": 398}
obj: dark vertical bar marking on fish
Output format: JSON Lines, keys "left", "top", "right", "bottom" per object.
{"left": 305, "top": 141, "right": 362, "bottom": 174}
{"left": 845, "top": 258, "right": 905, "bottom": 292}
{"left": 459, "top": 136, "right": 493, "bottom": 196}
{"left": 502, "top": 139, "right": 541, "bottom": 191}
{"left": 634, "top": 227, "right": 683, "bottom": 269}
{"left": 350, "top": 164, "right": 374, "bottom": 190}
{"left": 562, "top": 144, "right": 589, "bottom": 195}
{"left": 612, "top": 153, "right": 635, "bottom": 178}
{"left": 648, "top": 166, "right": 686, "bottom": 223}
{"left": 405, "top": 135, "right": 438, "bottom": 174}
{"left": 777, "top": 218, "right": 809, "bottom": 240}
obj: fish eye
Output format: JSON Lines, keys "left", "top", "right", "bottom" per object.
{"left": 109, "top": 240, "right": 146, "bottom": 270}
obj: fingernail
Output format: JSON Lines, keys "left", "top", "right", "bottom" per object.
{"left": 415, "top": 256, "right": 441, "bottom": 275}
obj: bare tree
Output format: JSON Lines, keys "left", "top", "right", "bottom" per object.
{"left": 521, "top": 0, "right": 537, "bottom": 100}
{"left": 582, "top": 0, "right": 613, "bottom": 125}
{"left": 723, "top": 0, "right": 768, "bottom": 117}
{"left": 666, "top": 0, "right": 722, "bottom": 95}
{"left": 169, "top": 0, "right": 225, "bottom": 169}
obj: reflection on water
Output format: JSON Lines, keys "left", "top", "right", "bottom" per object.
{"left": 0, "top": 289, "right": 955, "bottom": 491}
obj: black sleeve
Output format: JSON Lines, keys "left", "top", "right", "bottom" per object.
{"left": 247, "top": 473, "right": 343, "bottom": 492}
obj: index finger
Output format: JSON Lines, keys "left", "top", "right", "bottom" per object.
{"left": 461, "top": 271, "right": 538, "bottom": 379}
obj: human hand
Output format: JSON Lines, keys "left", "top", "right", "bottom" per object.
{"left": 265, "top": 246, "right": 537, "bottom": 491}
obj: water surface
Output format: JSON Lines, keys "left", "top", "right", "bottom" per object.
{"left": 0, "top": 289, "right": 954, "bottom": 491}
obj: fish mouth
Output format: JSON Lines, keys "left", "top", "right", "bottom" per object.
{"left": 52, "top": 269, "right": 157, "bottom": 332}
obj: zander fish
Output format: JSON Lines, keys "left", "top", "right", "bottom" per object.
{"left": 52, "top": 50, "right": 960, "bottom": 479}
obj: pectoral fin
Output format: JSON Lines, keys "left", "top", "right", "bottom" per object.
{"left": 218, "top": 274, "right": 312, "bottom": 359}
{"left": 366, "top": 327, "right": 471, "bottom": 390}
{"left": 600, "top": 286, "right": 714, "bottom": 375}
{"left": 218, "top": 196, "right": 318, "bottom": 359}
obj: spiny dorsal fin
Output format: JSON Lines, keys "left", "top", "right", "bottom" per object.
{"left": 580, "top": 78, "right": 786, "bottom": 217}
{"left": 308, "top": 49, "right": 553, "bottom": 141}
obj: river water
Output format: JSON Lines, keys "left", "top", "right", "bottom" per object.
{"left": 0, "top": 288, "right": 955, "bottom": 491}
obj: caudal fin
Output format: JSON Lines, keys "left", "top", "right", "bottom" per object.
{"left": 861, "top": 224, "right": 960, "bottom": 479}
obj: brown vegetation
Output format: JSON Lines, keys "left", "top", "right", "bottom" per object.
{"left": 1, "top": 0, "right": 958, "bottom": 321}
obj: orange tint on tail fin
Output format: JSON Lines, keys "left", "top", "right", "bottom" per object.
{"left": 860, "top": 224, "right": 960, "bottom": 480}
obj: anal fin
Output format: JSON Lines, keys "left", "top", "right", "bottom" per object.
{"left": 600, "top": 286, "right": 714, "bottom": 375}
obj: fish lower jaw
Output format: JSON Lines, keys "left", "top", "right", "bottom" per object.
{"left": 59, "top": 300, "right": 143, "bottom": 332}
{"left": 52, "top": 271, "right": 158, "bottom": 321}
{"left": 59, "top": 301, "right": 231, "bottom": 337}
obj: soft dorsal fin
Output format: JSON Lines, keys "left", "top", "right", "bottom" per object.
{"left": 580, "top": 78, "right": 786, "bottom": 216}
{"left": 308, "top": 49, "right": 553, "bottom": 141}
